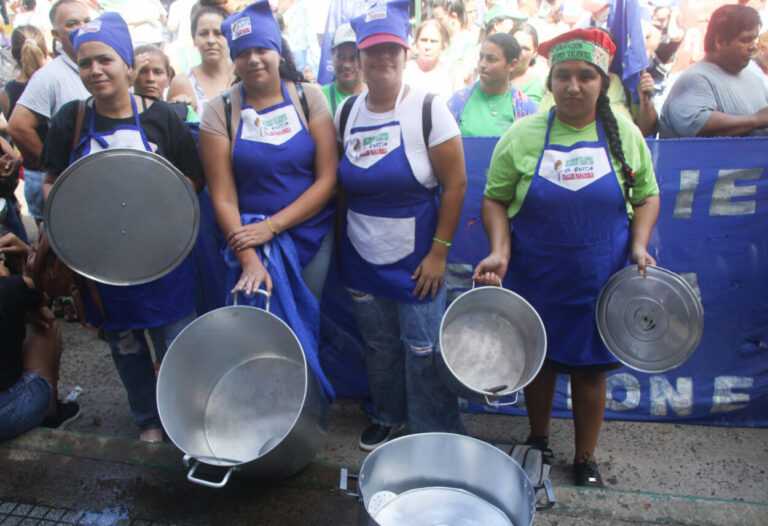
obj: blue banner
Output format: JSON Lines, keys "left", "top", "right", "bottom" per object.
{"left": 318, "top": 136, "right": 768, "bottom": 427}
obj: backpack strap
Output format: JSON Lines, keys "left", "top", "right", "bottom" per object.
{"left": 295, "top": 82, "right": 310, "bottom": 122}
{"left": 221, "top": 91, "right": 232, "bottom": 141}
{"left": 422, "top": 93, "right": 435, "bottom": 148}
{"left": 339, "top": 94, "right": 358, "bottom": 142}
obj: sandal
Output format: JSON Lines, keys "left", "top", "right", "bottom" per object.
{"left": 524, "top": 435, "right": 554, "bottom": 464}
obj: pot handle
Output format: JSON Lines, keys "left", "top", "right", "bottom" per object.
{"left": 183, "top": 454, "right": 238, "bottom": 489}
{"left": 472, "top": 277, "right": 503, "bottom": 289}
{"left": 339, "top": 467, "right": 360, "bottom": 498}
{"left": 232, "top": 289, "right": 272, "bottom": 312}
{"left": 484, "top": 391, "right": 519, "bottom": 407}
{"left": 536, "top": 479, "right": 556, "bottom": 510}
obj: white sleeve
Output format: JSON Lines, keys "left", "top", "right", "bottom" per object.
{"left": 427, "top": 94, "right": 460, "bottom": 148}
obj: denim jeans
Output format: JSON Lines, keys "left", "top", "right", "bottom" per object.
{"left": 0, "top": 372, "right": 51, "bottom": 441}
{"left": 22, "top": 168, "right": 45, "bottom": 221}
{"left": 348, "top": 286, "right": 466, "bottom": 434}
{"left": 300, "top": 227, "right": 334, "bottom": 301}
{"left": 104, "top": 312, "right": 196, "bottom": 431}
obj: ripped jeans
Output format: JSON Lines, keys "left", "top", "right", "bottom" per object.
{"left": 104, "top": 312, "right": 196, "bottom": 431}
{"left": 348, "top": 286, "right": 465, "bottom": 434}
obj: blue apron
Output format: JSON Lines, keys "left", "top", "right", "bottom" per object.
{"left": 504, "top": 110, "right": 629, "bottom": 366}
{"left": 72, "top": 96, "right": 196, "bottom": 330}
{"left": 337, "top": 91, "right": 439, "bottom": 303}
{"left": 231, "top": 81, "right": 333, "bottom": 267}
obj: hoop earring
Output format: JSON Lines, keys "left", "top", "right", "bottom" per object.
{"left": 280, "top": 57, "right": 286, "bottom": 65}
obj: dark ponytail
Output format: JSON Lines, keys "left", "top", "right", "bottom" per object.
{"left": 596, "top": 78, "right": 637, "bottom": 204}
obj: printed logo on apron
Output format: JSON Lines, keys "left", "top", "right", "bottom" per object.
{"left": 240, "top": 106, "right": 302, "bottom": 145}
{"left": 538, "top": 146, "right": 612, "bottom": 192}
{"left": 346, "top": 124, "right": 401, "bottom": 169}
{"left": 88, "top": 128, "right": 158, "bottom": 155}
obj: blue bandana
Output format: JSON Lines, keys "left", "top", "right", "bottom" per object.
{"left": 351, "top": 0, "right": 411, "bottom": 50}
{"left": 222, "top": 0, "right": 281, "bottom": 61}
{"left": 70, "top": 12, "right": 134, "bottom": 67}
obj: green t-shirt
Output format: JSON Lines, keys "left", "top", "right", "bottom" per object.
{"left": 459, "top": 87, "right": 517, "bottom": 137}
{"left": 484, "top": 111, "right": 658, "bottom": 219}
{"left": 518, "top": 74, "right": 545, "bottom": 105}
{"left": 321, "top": 82, "right": 356, "bottom": 117}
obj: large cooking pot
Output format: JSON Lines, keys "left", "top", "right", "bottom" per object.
{"left": 157, "top": 290, "right": 329, "bottom": 487}
{"left": 351, "top": 433, "right": 539, "bottom": 526}
{"left": 438, "top": 285, "right": 547, "bottom": 406}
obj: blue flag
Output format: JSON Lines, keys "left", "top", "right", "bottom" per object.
{"left": 608, "top": 0, "right": 649, "bottom": 104}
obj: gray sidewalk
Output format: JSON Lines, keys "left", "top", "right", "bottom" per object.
{"left": 1, "top": 321, "right": 766, "bottom": 525}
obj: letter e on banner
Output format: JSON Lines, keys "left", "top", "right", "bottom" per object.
{"left": 710, "top": 168, "right": 762, "bottom": 216}
{"left": 711, "top": 376, "right": 753, "bottom": 413}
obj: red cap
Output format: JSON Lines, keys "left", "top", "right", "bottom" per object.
{"left": 538, "top": 28, "right": 616, "bottom": 59}
{"left": 358, "top": 32, "right": 409, "bottom": 50}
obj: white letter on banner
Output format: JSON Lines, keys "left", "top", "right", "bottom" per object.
{"left": 711, "top": 376, "right": 753, "bottom": 413}
{"left": 709, "top": 168, "right": 762, "bottom": 216}
{"left": 673, "top": 170, "right": 700, "bottom": 219}
{"left": 650, "top": 376, "right": 693, "bottom": 416}
{"left": 606, "top": 373, "right": 641, "bottom": 411}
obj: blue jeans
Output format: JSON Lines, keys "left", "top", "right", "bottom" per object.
{"left": 0, "top": 372, "right": 51, "bottom": 441}
{"left": 348, "top": 286, "right": 466, "bottom": 434}
{"left": 300, "top": 227, "right": 334, "bottom": 301}
{"left": 105, "top": 312, "right": 196, "bottom": 431}
{"left": 22, "top": 168, "right": 45, "bottom": 221}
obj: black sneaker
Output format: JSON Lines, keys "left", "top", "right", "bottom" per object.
{"left": 573, "top": 459, "right": 604, "bottom": 488}
{"left": 40, "top": 401, "right": 81, "bottom": 430}
{"left": 524, "top": 435, "right": 554, "bottom": 464}
{"left": 358, "top": 423, "right": 405, "bottom": 451}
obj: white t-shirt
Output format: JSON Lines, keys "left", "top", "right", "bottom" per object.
{"left": 16, "top": 54, "right": 90, "bottom": 120}
{"left": 334, "top": 86, "right": 459, "bottom": 189}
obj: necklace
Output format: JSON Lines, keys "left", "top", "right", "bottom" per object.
{"left": 480, "top": 87, "right": 508, "bottom": 117}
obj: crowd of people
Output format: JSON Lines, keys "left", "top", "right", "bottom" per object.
{"left": 0, "top": 0, "right": 766, "bottom": 492}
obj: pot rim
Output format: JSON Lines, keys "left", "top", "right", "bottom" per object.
{"left": 438, "top": 286, "right": 547, "bottom": 398}
{"left": 157, "top": 303, "right": 311, "bottom": 467}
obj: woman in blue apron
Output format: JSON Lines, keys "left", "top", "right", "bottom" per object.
{"left": 198, "top": 2, "right": 337, "bottom": 401}
{"left": 337, "top": 0, "right": 468, "bottom": 451}
{"left": 474, "top": 29, "right": 660, "bottom": 486}
{"left": 39, "top": 13, "right": 204, "bottom": 442}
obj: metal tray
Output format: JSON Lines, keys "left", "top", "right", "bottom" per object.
{"left": 596, "top": 265, "right": 703, "bottom": 372}
{"left": 43, "top": 149, "right": 199, "bottom": 285}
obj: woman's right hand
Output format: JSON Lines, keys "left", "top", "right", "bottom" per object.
{"left": 232, "top": 251, "right": 273, "bottom": 295}
{"left": 472, "top": 253, "right": 509, "bottom": 286}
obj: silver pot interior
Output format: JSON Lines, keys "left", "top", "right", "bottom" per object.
{"left": 157, "top": 305, "right": 308, "bottom": 465}
{"left": 358, "top": 433, "right": 536, "bottom": 526}
{"left": 440, "top": 287, "right": 547, "bottom": 398}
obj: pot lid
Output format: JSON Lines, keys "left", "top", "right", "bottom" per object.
{"left": 43, "top": 148, "right": 199, "bottom": 286}
{"left": 596, "top": 265, "right": 703, "bottom": 372}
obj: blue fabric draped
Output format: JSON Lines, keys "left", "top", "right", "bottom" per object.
{"left": 222, "top": 214, "right": 335, "bottom": 401}
{"left": 608, "top": 0, "right": 649, "bottom": 104}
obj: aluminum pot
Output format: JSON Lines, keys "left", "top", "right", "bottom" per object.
{"left": 157, "top": 291, "right": 329, "bottom": 488}
{"left": 350, "top": 433, "right": 537, "bottom": 526}
{"left": 438, "top": 285, "right": 547, "bottom": 407}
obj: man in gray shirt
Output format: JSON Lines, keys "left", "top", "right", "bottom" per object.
{"left": 7, "top": 0, "right": 91, "bottom": 220}
{"left": 660, "top": 4, "right": 768, "bottom": 138}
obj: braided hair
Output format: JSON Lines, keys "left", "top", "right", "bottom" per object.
{"left": 596, "top": 80, "right": 638, "bottom": 204}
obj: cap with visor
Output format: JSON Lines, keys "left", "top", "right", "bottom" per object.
{"left": 351, "top": 0, "right": 410, "bottom": 50}
{"left": 332, "top": 23, "right": 357, "bottom": 49}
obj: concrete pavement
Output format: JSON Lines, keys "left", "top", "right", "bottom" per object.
{"left": 0, "top": 323, "right": 766, "bottom": 525}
